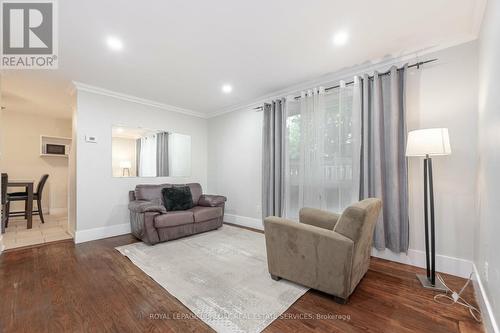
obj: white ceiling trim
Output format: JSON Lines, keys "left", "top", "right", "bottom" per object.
{"left": 206, "top": 37, "right": 478, "bottom": 118}
{"left": 73, "top": 82, "right": 207, "bottom": 119}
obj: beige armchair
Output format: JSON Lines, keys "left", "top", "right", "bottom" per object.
{"left": 263, "top": 198, "right": 382, "bottom": 303}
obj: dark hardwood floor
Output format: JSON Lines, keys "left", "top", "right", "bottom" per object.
{"left": 0, "top": 228, "right": 484, "bottom": 333}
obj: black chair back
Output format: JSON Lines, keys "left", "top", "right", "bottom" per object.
{"left": 36, "top": 174, "right": 49, "bottom": 199}
{"left": 1, "top": 173, "right": 7, "bottom": 205}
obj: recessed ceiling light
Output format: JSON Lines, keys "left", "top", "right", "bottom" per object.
{"left": 222, "top": 84, "right": 233, "bottom": 94}
{"left": 106, "top": 36, "right": 124, "bottom": 51}
{"left": 332, "top": 31, "right": 349, "bottom": 46}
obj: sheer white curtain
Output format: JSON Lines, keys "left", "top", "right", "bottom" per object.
{"left": 284, "top": 83, "right": 361, "bottom": 219}
{"left": 139, "top": 134, "right": 157, "bottom": 177}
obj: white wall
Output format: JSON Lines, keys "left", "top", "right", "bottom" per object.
{"left": 476, "top": 0, "right": 500, "bottom": 330}
{"left": 0, "top": 111, "right": 72, "bottom": 213}
{"left": 75, "top": 89, "right": 208, "bottom": 238}
{"left": 405, "top": 41, "right": 478, "bottom": 263}
{"left": 68, "top": 105, "right": 77, "bottom": 237}
{"left": 207, "top": 107, "right": 263, "bottom": 220}
{"left": 208, "top": 41, "right": 479, "bottom": 274}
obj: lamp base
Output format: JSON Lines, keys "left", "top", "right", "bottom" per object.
{"left": 416, "top": 274, "right": 447, "bottom": 292}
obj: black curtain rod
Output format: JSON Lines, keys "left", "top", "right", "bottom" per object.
{"left": 254, "top": 58, "right": 437, "bottom": 110}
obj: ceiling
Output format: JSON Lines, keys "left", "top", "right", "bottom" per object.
{"left": 1, "top": 0, "right": 486, "bottom": 119}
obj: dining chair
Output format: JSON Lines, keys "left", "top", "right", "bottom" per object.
{"left": 8, "top": 174, "right": 49, "bottom": 224}
{"left": 1, "top": 173, "right": 8, "bottom": 233}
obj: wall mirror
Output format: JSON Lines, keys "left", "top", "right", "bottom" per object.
{"left": 112, "top": 126, "right": 191, "bottom": 178}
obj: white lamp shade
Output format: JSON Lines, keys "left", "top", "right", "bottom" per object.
{"left": 406, "top": 128, "right": 452, "bottom": 157}
{"left": 119, "top": 160, "right": 132, "bottom": 169}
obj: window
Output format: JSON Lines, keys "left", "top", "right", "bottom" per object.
{"left": 284, "top": 86, "right": 357, "bottom": 218}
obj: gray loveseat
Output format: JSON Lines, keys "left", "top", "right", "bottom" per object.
{"left": 128, "top": 183, "right": 226, "bottom": 245}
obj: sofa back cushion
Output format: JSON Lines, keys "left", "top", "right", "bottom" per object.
{"left": 134, "top": 183, "right": 203, "bottom": 204}
{"left": 187, "top": 183, "right": 202, "bottom": 205}
{"left": 135, "top": 184, "right": 172, "bottom": 201}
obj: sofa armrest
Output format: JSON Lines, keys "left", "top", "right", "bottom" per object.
{"left": 128, "top": 201, "right": 162, "bottom": 244}
{"left": 198, "top": 194, "right": 227, "bottom": 207}
{"left": 263, "top": 216, "right": 354, "bottom": 298}
{"left": 128, "top": 200, "right": 166, "bottom": 214}
{"left": 299, "top": 207, "right": 340, "bottom": 230}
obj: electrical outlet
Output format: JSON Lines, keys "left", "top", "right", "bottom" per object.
{"left": 484, "top": 261, "right": 489, "bottom": 283}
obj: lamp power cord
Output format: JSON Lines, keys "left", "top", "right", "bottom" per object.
{"left": 433, "top": 272, "right": 481, "bottom": 323}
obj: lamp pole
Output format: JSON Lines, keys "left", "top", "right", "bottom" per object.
{"left": 406, "top": 128, "right": 451, "bottom": 291}
{"left": 417, "top": 154, "right": 445, "bottom": 290}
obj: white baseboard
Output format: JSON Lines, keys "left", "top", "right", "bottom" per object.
{"left": 372, "top": 248, "right": 474, "bottom": 279}
{"left": 473, "top": 264, "right": 499, "bottom": 333}
{"left": 67, "top": 226, "right": 75, "bottom": 238}
{"left": 224, "top": 214, "right": 263, "bottom": 231}
{"left": 75, "top": 223, "right": 131, "bottom": 244}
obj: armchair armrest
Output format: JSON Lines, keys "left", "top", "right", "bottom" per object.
{"left": 128, "top": 200, "right": 167, "bottom": 214}
{"left": 198, "top": 194, "right": 227, "bottom": 207}
{"left": 299, "top": 207, "right": 340, "bottom": 230}
{"left": 264, "top": 216, "right": 354, "bottom": 298}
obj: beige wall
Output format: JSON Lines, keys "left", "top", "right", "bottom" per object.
{"left": 0, "top": 111, "right": 72, "bottom": 213}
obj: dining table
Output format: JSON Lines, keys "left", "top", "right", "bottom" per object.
{"left": 7, "top": 179, "right": 34, "bottom": 229}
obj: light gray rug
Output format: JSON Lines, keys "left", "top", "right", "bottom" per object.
{"left": 115, "top": 225, "right": 308, "bottom": 333}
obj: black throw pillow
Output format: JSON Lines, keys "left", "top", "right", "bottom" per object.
{"left": 162, "top": 186, "right": 193, "bottom": 211}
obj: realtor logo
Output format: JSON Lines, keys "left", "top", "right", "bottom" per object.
{"left": 1, "top": 0, "right": 58, "bottom": 69}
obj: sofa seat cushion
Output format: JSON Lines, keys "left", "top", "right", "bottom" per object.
{"left": 154, "top": 211, "right": 194, "bottom": 228}
{"left": 189, "top": 206, "right": 223, "bottom": 222}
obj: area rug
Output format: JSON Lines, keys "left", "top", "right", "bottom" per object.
{"left": 115, "top": 225, "right": 308, "bottom": 333}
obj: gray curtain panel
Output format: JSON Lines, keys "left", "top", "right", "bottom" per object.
{"left": 357, "top": 65, "right": 409, "bottom": 253}
{"left": 156, "top": 132, "right": 169, "bottom": 177}
{"left": 136, "top": 139, "right": 141, "bottom": 176}
{"left": 262, "top": 99, "right": 286, "bottom": 219}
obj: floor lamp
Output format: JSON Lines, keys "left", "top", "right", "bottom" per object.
{"left": 120, "top": 160, "right": 132, "bottom": 177}
{"left": 406, "top": 128, "right": 451, "bottom": 291}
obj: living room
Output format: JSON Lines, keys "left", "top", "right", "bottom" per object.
{"left": 0, "top": 0, "right": 499, "bottom": 332}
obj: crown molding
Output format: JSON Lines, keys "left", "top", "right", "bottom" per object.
{"left": 206, "top": 37, "right": 478, "bottom": 118}
{"left": 72, "top": 82, "right": 207, "bottom": 119}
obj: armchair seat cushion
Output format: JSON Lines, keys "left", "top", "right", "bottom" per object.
{"left": 188, "top": 206, "right": 223, "bottom": 222}
{"left": 154, "top": 211, "right": 194, "bottom": 228}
